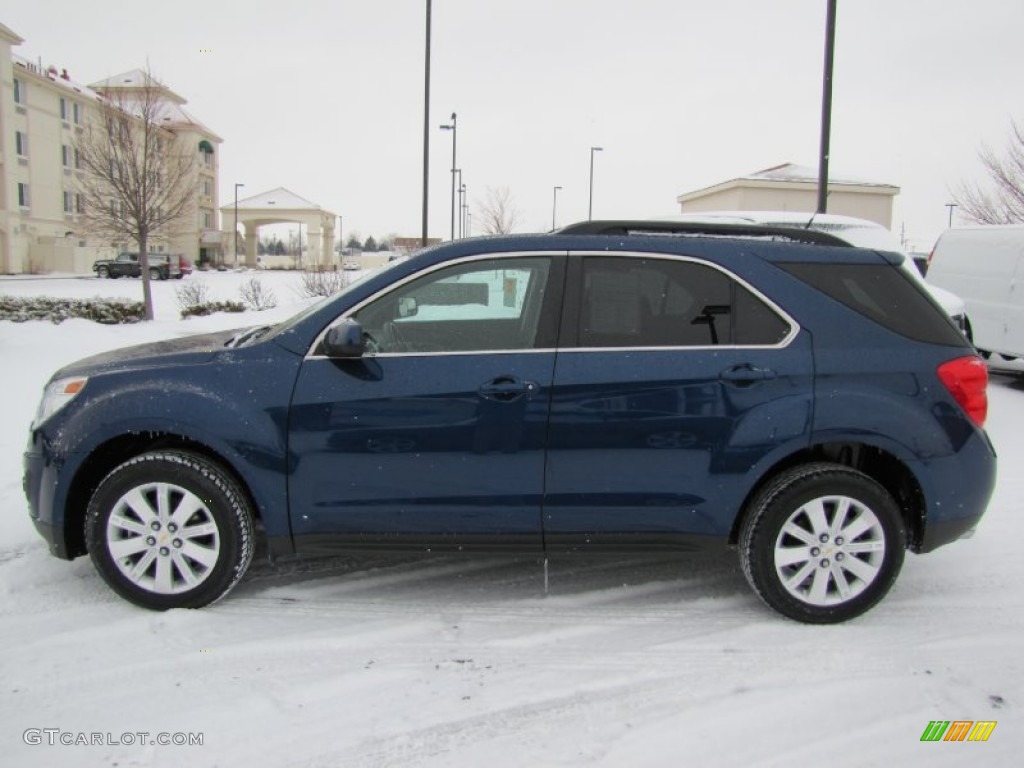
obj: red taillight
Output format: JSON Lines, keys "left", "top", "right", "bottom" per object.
{"left": 937, "top": 356, "right": 988, "bottom": 427}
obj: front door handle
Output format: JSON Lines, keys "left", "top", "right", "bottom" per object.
{"left": 479, "top": 376, "right": 539, "bottom": 402}
{"left": 720, "top": 364, "right": 777, "bottom": 385}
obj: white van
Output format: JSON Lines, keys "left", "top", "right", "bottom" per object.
{"left": 927, "top": 225, "right": 1024, "bottom": 358}
{"left": 660, "top": 211, "right": 969, "bottom": 334}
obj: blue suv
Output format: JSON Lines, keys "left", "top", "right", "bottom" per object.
{"left": 23, "top": 221, "right": 997, "bottom": 622}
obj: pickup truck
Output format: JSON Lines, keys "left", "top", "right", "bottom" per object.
{"left": 93, "top": 252, "right": 180, "bottom": 280}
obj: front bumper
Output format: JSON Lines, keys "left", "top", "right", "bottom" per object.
{"left": 24, "top": 448, "right": 73, "bottom": 560}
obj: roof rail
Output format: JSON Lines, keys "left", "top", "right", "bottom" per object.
{"left": 558, "top": 220, "right": 849, "bottom": 247}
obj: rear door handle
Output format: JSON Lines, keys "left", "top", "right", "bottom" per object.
{"left": 720, "top": 365, "right": 777, "bottom": 384}
{"left": 479, "top": 376, "right": 539, "bottom": 402}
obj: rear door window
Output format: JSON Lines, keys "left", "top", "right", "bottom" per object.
{"left": 572, "top": 256, "right": 792, "bottom": 348}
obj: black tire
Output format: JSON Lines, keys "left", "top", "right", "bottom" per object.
{"left": 739, "top": 462, "right": 906, "bottom": 624}
{"left": 149, "top": 267, "right": 162, "bottom": 281}
{"left": 97, "top": 266, "right": 110, "bottom": 279}
{"left": 85, "top": 451, "right": 254, "bottom": 610}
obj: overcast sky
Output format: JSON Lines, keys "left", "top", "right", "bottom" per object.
{"left": 8, "top": 0, "right": 1023, "bottom": 250}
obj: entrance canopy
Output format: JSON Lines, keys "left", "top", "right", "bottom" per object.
{"left": 221, "top": 187, "right": 337, "bottom": 267}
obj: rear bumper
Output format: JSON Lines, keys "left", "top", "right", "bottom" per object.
{"left": 920, "top": 516, "right": 981, "bottom": 552}
{"left": 917, "top": 429, "right": 997, "bottom": 553}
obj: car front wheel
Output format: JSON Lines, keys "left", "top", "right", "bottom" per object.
{"left": 739, "top": 462, "right": 906, "bottom": 624}
{"left": 149, "top": 267, "right": 162, "bottom": 281}
{"left": 86, "top": 451, "right": 254, "bottom": 610}
{"left": 97, "top": 266, "right": 110, "bottom": 279}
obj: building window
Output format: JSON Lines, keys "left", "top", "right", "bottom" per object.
{"left": 18, "top": 183, "right": 30, "bottom": 209}
{"left": 63, "top": 191, "right": 74, "bottom": 214}
{"left": 62, "top": 144, "right": 71, "bottom": 167}
{"left": 14, "top": 78, "right": 24, "bottom": 104}
{"left": 76, "top": 194, "right": 85, "bottom": 214}
{"left": 73, "top": 102, "right": 81, "bottom": 124}
{"left": 74, "top": 148, "right": 82, "bottom": 169}
{"left": 60, "top": 97, "right": 68, "bottom": 121}
{"left": 16, "top": 131, "right": 28, "bottom": 157}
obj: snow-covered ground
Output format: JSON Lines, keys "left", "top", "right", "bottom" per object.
{"left": 1, "top": 271, "right": 1021, "bottom": 767}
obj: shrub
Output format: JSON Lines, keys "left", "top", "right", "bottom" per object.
{"left": 239, "top": 275, "right": 277, "bottom": 311}
{"left": 175, "top": 280, "right": 210, "bottom": 312}
{"left": 0, "top": 295, "right": 145, "bottom": 324}
{"left": 297, "top": 266, "right": 348, "bottom": 298}
{"left": 180, "top": 300, "right": 246, "bottom": 318}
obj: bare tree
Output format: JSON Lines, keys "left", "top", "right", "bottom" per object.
{"left": 477, "top": 186, "right": 521, "bottom": 235}
{"left": 953, "top": 120, "right": 1024, "bottom": 225}
{"left": 74, "top": 70, "right": 197, "bottom": 319}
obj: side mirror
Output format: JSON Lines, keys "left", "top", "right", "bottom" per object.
{"left": 322, "top": 318, "right": 365, "bottom": 358}
{"left": 398, "top": 296, "right": 418, "bottom": 319}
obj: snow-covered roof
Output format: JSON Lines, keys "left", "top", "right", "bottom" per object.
{"left": 89, "top": 69, "right": 187, "bottom": 104}
{"left": 83, "top": 69, "right": 220, "bottom": 140}
{"left": 235, "top": 188, "right": 325, "bottom": 211}
{"left": 678, "top": 162, "right": 899, "bottom": 203}
{"left": 152, "top": 102, "right": 221, "bottom": 142}
{"left": 742, "top": 162, "right": 897, "bottom": 189}
{"left": 12, "top": 52, "right": 104, "bottom": 101}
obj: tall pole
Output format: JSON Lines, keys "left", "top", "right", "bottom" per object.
{"left": 552, "top": 185, "right": 562, "bottom": 230}
{"left": 946, "top": 203, "right": 958, "bottom": 227}
{"left": 440, "top": 114, "right": 457, "bottom": 241}
{"left": 588, "top": 146, "right": 603, "bottom": 220}
{"left": 460, "top": 183, "right": 467, "bottom": 238}
{"left": 456, "top": 170, "right": 464, "bottom": 237}
{"left": 816, "top": 0, "right": 837, "bottom": 214}
{"left": 233, "top": 182, "right": 244, "bottom": 268}
{"left": 421, "top": 0, "right": 432, "bottom": 247}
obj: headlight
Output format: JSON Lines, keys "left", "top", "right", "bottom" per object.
{"left": 34, "top": 376, "right": 88, "bottom": 427}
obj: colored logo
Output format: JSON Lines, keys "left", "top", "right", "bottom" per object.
{"left": 921, "top": 721, "right": 996, "bottom": 742}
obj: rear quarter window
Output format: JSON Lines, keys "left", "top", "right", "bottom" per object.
{"left": 780, "top": 262, "right": 966, "bottom": 346}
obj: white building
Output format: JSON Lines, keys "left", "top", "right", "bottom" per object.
{"left": 677, "top": 163, "right": 900, "bottom": 228}
{"left": 1, "top": 23, "right": 222, "bottom": 274}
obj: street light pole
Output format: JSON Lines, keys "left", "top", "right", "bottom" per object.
{"left": 588, "top": 147, "right": 603, "bottom": 220}
{"left": 421, "top": 0, "right": 432, "bottom": 247}
{"left": 552, "top": 185, "right": 562, "bottom": 230}
{"left": 946, "top": 203, "right": 958, "bottom": 227}
{"left": 440, "top": 113, "right": 457, "bottom": 241}
{"left": 233, "top": 182, "right": 244, "bottom": 268}
{"left": 456, "top": 170, "right": 463, "bottom": 237}
{"left": 460, "top": 183, "right": 467, "bottom": 239}
{"left": 816, "top": 0, "right": 838, "bottom": 214}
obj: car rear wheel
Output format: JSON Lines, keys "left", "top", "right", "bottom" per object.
{"left": 739, "top": 462, "right": 906, "bottom": 624}
{"left": 86, "top": 451, "right": 254, "bottom": 610}
{"left": 97, "top": 266, "right": 110, "bottom": 279}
